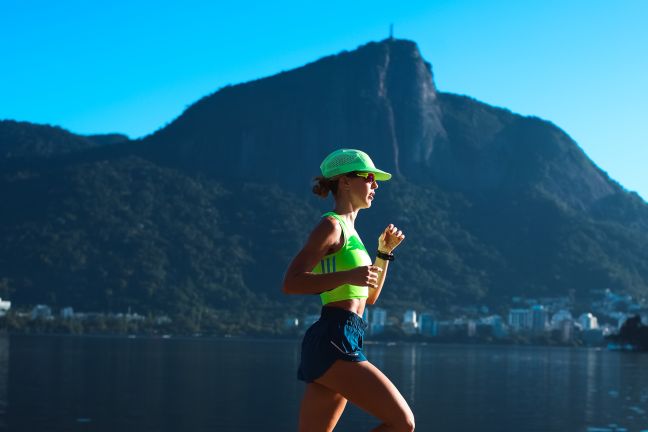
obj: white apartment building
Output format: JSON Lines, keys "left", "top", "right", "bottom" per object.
{"left": 402, "top": 309, "right": 418, "bottom": 335}
{"left": 508, "top": 308, "right": 531, "bottom": 331}
{"left": 579, "top": 312, "right": 599, "bottom": 330}
{"left": 0, "top": 298, "right": 10, "bottom": 316}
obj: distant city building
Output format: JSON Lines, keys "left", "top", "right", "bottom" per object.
{"left": 557, "top": 319, "right": 574, "bottom": 343}
{"left": 508, "top": 308, "right": 531, "bottom": 331}
{"left": 155, "top": 315, "right": 172, "bottom": 325}
{"left": 599, "top": 323, "right": 616, "bottom": 337}
{"left": 466, "top": 319, "right": 477, "bottom": 337}
{"left": 604, "top": 289, "right": 634, "bottom": 308}
{"left": 578, "top": 313, "right": 599, "bottom": 330}
{"left": 116, "top": 312, "right": 144, "bottom": 322}
{"left": 31, "top": 304, "right": 52, "bottom": 320}
{"left": 0, "top": 298, "right": 10, "bottom": 316}
{"left": 531, "top": 305, "right": 549, "bottom": 333}
{"left": 60, "top": 307, "right": 74, "bottom": 319}
{"left": 418, "top": 312, "right": 437, "bottom": 337}
{"left": 402, "top": 309, "right": 418, "bottom": 335}
{"left": 446, "top": 318, "right": 475, "bottom": 337}
{"left": 283, "top": 317, "right": 299, "bottom": 330}
{"left": 550, "top": 309, "right": 573, "bottom": 330}
{"left": 481, "top": 315, "right": 505, "bottom": 338}
{"left": 370, "top": 307, "right": 387, "bottom": 335}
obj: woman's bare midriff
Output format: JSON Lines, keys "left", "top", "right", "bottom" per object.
{"left": 325, "top": 297, "right": 367, "bottom": 318}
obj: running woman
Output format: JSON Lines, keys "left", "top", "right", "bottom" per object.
{"left": 283, "top": 149, "right": 415, "bottom": 432}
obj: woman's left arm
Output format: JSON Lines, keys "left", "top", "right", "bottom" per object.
{"left": 366, "top": 224, "right": 404, "bottom": 304}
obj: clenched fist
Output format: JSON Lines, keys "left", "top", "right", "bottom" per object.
{"left": 378, "top": 224, "right": 405, "bottom": 254}
{"left": 346, "top": 265, "right": 383, "bottom": 288}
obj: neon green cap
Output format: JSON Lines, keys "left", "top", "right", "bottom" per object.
{"left": 320, "top": 149, "right": 392, "bottom": 181}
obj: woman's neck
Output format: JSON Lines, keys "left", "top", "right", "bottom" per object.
{"left": 333, "top": 202, "right": 359, "bottom": 228}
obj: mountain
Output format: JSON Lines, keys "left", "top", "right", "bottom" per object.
{"left": 0, "top": 120, "right": 128, "bottom": 160}
{"left": 137, "top": 39, "right": 648, "bottom": 229}
{"left": 138, "top": 40, "right": 443, "bottom": 187}
{"left": 1, "top": 39, "right": 648, "bottom": 330}
{"left": 138, "top": 40, "right": 622, "bottom": 207}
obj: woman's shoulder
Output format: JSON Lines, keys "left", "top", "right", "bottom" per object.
{"left": 318, "top": 214, "right": 342, "bottom": 233}
{"left": 307, "top": 215, "right": 342, "bottom": 244}
{"left": 301, "top": 215, "right": 345, "bottom": 255}
{"left": 317, "top": 216, "right": 345, "bottom": 253}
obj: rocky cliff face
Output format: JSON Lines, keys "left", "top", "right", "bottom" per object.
{"left": 141, "top": 39, "right": 622, "bottom": 216}
{"left": 435, "top": 94, "right": 619, "bottom": 211}
{"left": 141, "top": 40, "right": 447, "bottom": 187}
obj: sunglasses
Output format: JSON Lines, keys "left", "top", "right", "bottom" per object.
{"left": 354, "top": 172, "right": 376, "bottom": 183}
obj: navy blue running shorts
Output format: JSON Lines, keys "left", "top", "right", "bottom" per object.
{"left": 297, "top": 306, "right": 368, "bottom": 383}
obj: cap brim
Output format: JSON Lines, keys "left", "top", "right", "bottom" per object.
{"left": 370, "top": 169, "right": 392, "bottom": 181}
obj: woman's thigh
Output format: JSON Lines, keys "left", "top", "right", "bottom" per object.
{"left": 315, "top": 360, "right": 414, "bottom": 427}
{"left": 299, "top": 382, "right": 348, "bottom": 432}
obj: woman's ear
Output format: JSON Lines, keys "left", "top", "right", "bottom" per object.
{"left": 338, "top": 176, "right": 351, "bottom": 191}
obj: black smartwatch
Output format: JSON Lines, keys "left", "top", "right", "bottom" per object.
{"left": 376, "top": 250, "right": 394, "bottom": 261}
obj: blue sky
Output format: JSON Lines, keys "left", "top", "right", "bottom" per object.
{"left": 2, "top": 1, "right": 647, "bottom": 199}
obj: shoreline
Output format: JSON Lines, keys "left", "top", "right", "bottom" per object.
{"left": 3, "top": 330, "right": 620, "bottom": 351}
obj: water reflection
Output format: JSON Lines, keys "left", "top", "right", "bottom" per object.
{"left": 584, "top": 348, "right": 598, "bottom": 422}
{"left": 371, "top": 344, "right": 648, "bottom": 432}
{"left": 5, "top": 336, "right": 303, "bottom": 431}
{"left": 3, "top": 336, "right": 648, "bottom": 431}
{"left": 402, "top": 343, "right": 417, "bottom": 404}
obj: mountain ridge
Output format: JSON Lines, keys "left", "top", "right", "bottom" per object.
{"left": 0, "top": 119, "right": 129, "bottom": 160}
{"left": 137, "top": 39, "right": 629, "bottom": 214}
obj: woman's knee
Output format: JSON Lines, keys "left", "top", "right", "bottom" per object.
{"left": 404, "top": 413, "right": 416, "bottom": 431}
{"left": 395, "top": 411, "right": 415, "bottom": 432}
{"left": 380, "top": 407, "right": 414, "bottom": 432}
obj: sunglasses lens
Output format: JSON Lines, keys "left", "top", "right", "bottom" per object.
{"left": 355, "top": 172, "right": 376, "bottom": 182}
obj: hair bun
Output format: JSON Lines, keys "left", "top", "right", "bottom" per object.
{"left": 312, "top": 176, "right": 330, "bottom": 198}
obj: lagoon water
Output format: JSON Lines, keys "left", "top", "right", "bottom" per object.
{"left": 1, "top": 334, "right": 648, "bottom": 432}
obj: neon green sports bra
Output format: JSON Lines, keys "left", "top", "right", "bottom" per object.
{"left": 313, "top": 212, "right": 373, "bottom": 305}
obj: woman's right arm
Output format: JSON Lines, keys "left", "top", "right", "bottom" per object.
{"left": 282, "top": 217, "right": 382, "bottom": 295}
